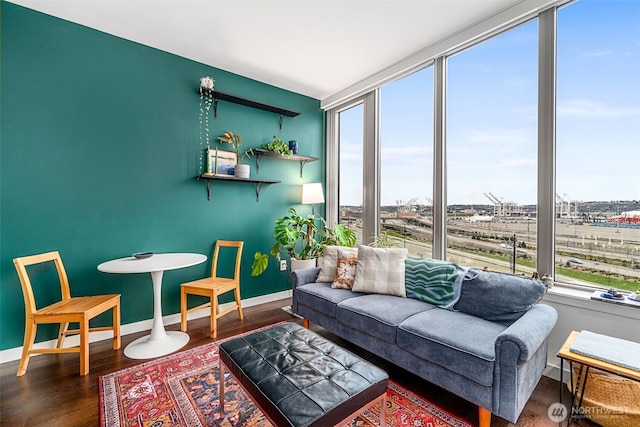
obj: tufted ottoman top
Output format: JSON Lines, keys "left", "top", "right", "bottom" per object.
{"left": 219, "top": 322, "right": 388, "bottom": 427}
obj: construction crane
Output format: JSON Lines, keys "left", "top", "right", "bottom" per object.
{"left": 396, "top": 198, "right": 419, "bottom": 218}
{"left": 484, "top": 192, "right": 503, "bottom": 217}
{"left": 557, "top": 193, "right": 580, "bottom": 219}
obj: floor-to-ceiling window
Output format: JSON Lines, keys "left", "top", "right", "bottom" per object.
{"left": 327, "top": 0, "right": 639, "bottom": 295}
{"left": 337, "top": 103, "right": 365, "bottom": 244}
{"left": 446, "top": 20, "right": 539, "bottom": 273}
{"left": 556, "top": 0, "right": 640, "bottom": 291}
{"left": 379, "top": 67, "right": 434, "bottom": 256}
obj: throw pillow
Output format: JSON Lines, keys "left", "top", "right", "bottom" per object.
{"left": 352, "top": 245, "right": 408, "bottom": 297}
{"left": 317, "top": 245, "right": 357, "bottom": 282}
{"left": 453, "top": 268, "right": 548, "bottom": 325}
{"left": 404, "top": 258, "right": 467, "bottom": 307}
{"left": 331, "top": 249, "right": 359, "bottom": 289}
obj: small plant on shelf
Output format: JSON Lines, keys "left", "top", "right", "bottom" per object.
{"left": 217, "top": 130, "right": 254, "bottom": 164}
{"left": 260, "top": 135, "right": 293, "bottom": 156}
{"left": 217, "top": 130, "right": 241, "bottom": 151}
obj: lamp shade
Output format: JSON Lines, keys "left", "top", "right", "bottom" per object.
{"left": 301, "top": 183, "right": 325, "bottom": 205}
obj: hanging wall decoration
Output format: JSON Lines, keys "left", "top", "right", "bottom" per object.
{"left": 199, "top": 76, "right": 215, "bottom": 174}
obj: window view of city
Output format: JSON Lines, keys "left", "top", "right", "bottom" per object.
{"left": 337, "top": 0, "right": 639, "bottom": 292}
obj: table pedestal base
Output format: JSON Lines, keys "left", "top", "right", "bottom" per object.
{"left": 124, "top": 331, "right": 189, "bottom": 359}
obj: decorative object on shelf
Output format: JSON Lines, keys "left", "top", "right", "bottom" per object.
{"left": 234, "top": 163, "right": 250, "bottom": 179}
{"left": 217, "top": 130, "right": 254, "bottom": 178}
{"left": 200, "top": 76, "right": 214, "bottom": 90}
{"left": 217, "top": 130, "right": 242, "bottom": 153}
{"left": 251, "top": 208, "right": 356, "bottom": 276}
{"left": 198, "top": 76, "right": 215, "bottom": 174}
{"left": 301, "top": 182, "right": 324, "bottom": 215}
{"left": 288, "top": 140, "right": 298, "bottom": 155}
{"left": 206, "top": 148, "right": 237, "bottom": 176}
{"left": 260, "top": 135, "right": 293, "bottom": 156}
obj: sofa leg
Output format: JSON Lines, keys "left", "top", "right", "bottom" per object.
{"left": 478, "top": 406, "right": 491, "bottom": 427}
{"left": 303, "top": 319, "right": 309, "bottom": 328}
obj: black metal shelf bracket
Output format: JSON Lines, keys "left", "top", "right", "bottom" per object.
{"left": 299, "top": 159, "right": 312, "bottom": 178}
{"left": 255, "top": 182, "right": 265, "bottom": 202}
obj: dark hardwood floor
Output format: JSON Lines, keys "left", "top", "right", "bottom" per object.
{"left": 0, "top": 298, "right": 597, "bottom": 426}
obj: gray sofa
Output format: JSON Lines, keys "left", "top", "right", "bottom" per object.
{"left": 291, "top": 259, "right": 558, "bottom": 427}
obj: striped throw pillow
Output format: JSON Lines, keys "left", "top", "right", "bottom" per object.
{"left": 404, "top": 258, "right": 466, "bottom": 307}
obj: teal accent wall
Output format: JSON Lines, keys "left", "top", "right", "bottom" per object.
{"left": 0, "top": 2, "right": 324, "bottom": 350}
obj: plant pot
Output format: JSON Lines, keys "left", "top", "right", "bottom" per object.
{"left": 235, "top": 164, "right": 250, "bottom": 179}
{"left": 290, "top": 258, "right": 317, "bottom": 271}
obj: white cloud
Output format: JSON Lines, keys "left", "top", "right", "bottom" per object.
{"left": 581, "top": 50, "right": 613, "bottom": 58}
{"left": 558, "top": 99, "right": 640, "bottom": 118}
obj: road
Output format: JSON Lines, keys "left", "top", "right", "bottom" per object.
{"left": 346, "top": 216, "right": 640, "bottom": 286}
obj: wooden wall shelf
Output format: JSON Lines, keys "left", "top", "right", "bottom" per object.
{"left": 252, "top": 148, "right": 318, "bottom": 178}
{"left": 197, "top": 174, "right": 280, "bottom": 202}
{"left": 199, "top": 88, "right": 300, "bottom": 130}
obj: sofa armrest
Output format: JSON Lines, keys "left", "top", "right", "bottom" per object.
{"left": 495, "top": 304, "right": 558, "bottom": 361}
{"left": 291, "top": 267, "right": 321, "bottom": 289}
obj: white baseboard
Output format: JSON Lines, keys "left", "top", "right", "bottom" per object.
{"left": 0, "top": 291, "right": 291, "bottom": 364}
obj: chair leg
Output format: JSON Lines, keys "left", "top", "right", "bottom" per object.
{"left": 210, "top": 293, "right": 218, "bottom": 339}
{"left": 56, "top": 322, "right": 69, "bottom": 348}
{"left": 17, "top": 321, "right": 37, "bottom": 376}
{"left": 180, "top": 288, "right": 188, "bottom": 332}
{"left": 113, "top": 302, "right": 121, "bottom": 350}
{"left": 234, "top": 286, "right": 244, "bottom": 320}
{"left": 79, "top": 317, "right": 89, "bottom": 376}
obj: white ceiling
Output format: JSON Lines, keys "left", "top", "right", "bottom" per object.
{"left": 9, "top": 0, "right": 522, "bottom": 100}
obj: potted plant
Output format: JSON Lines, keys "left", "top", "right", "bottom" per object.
{"left": 259, "top": 135, "right": 293, "bottom": 156}
{"left": 251, "top": 208, "right": 356, "bottom": 276}
{"left": 218, "top": 130, "right": 252, "bottom": 178}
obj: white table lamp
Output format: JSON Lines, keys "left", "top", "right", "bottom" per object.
{"left": 302, "top": 183, "right": 325, "bottom": 215}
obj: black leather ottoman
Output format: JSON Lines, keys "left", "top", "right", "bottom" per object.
{"left": 219, "top": 322, "right": 388, "bottom": 427}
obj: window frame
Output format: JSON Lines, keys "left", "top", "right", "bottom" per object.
{"left": 326, "top": 1, "right": 636, "bottom": 293}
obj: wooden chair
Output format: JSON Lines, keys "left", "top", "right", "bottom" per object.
{"left": 181, "top": 240, "right": 244, "bottom": 339}
{"left": 13, "top": 251, "right": 121, "bottom": 376}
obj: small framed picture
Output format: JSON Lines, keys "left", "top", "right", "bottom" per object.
{"left": 206, "top": 148, "right": 237, "bottom": 175}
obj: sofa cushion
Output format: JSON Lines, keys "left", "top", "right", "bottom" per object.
{"left": 296, "top": 283, "right": 364, "bottom": 319}
{"left": 352, "top": 245, "right": 408, "bottom": 297}
{"left": 404, "top": 258, "right": 466, "bottom": 307}
{"left": 336, "top": 294, "right": 435, "bottom": 344}
{"left": 453, "top": 269, "right": 548, "bottom": 325}
{"left": 398, "top": 309, "right": 508, "bottom": 386}
{"left": 331, "top": 249, "right": 358, "bottom": 289}
{"left": 317, "top": 246, "right": 358, "bottom": 282}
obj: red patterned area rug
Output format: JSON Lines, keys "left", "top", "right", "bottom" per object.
{"left": 99, "top": 325, "right": 471, "bottom": 427}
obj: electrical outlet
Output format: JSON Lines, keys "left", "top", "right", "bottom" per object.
{"left": 280, "top": 260, "right": 287, "bottom": 271}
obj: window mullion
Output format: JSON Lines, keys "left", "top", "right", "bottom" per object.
{"left": 537, "top": 7, "right": 557, "bottom": 278}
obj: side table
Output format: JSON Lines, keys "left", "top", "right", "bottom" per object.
{"left": 557, "top": 330, "right": 640, "bottom": 426}
{"left": 98, "top": 253, "right": 207, "bottom": 359}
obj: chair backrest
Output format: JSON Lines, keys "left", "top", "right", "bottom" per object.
{"left": 13, "top": 251, "right": 71, "bottom": 316}
{"left": 211, "top": 240, "right": 244, "bottom": 280}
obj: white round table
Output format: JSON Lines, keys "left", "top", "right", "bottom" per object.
{"left": 98, "top": 253, "right": 207, "bottom": 359}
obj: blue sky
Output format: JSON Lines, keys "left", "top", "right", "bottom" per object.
{"left": 340, "top": 0, "right": 639, "bottom": 207}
